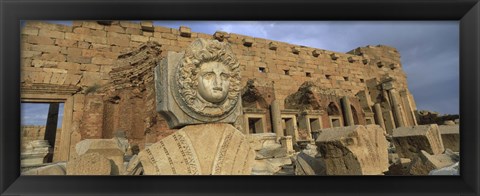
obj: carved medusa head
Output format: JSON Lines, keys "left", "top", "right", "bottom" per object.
{"left": 176, "top": 39, "right": 241, "bottom": 117}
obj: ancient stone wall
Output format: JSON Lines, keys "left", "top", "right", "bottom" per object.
{"left": 21, "top": 21, "right": 408, "bottom": 103}
{"left": 20, "top": 21, "right": 415, "bottom": 158}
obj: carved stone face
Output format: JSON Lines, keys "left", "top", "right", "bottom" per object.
{"left": 197, "top": 61, "right": 231, "bottom": 103}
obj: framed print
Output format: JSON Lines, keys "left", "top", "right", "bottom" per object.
{"left": 1, "top": 0, "right": 479, "bottom": 195}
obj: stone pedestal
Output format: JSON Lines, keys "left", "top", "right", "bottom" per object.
{"left": 21, "top": 140, "right": 51, "bottom": 167}
{"left": 279, "top": 136, "right": 294, "bottom": 155}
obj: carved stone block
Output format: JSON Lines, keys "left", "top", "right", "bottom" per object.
{"left": 155, "top": 39, "right": 242, "bottom": 128}
{"left": 138, "top": 123, "right": 255, "bottom": 175}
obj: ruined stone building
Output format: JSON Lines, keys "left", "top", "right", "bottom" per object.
{"left": 20, "top": 21, "right": 419, "bottom": 163}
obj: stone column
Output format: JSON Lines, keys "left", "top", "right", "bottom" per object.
{"left": 44, "top": 102, "right": 59, "bottom": 162}
{"left": 270, "top": 100, "right": 284, "bottom": 138}
{"left": 374, "top": 103, "right": 386, "bottom": 131}
{"left": 341, "top": 96, "right": 354, "bottom": 126}
{"left": 388, "top": 89, "right": 405, "bottom": 127}
{"left": 400, "top": 90, "right": 418, "bottom": 126}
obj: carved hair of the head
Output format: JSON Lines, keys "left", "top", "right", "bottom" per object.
{"left": 178, "top": 38, "right": 241, "bottom": 107}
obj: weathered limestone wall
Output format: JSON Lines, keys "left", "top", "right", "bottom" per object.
{"left": 20, "top": 21, "right": 415, "bottom": 158}
{"left": 21, "top": 21, "right": 408, "bottom": 105}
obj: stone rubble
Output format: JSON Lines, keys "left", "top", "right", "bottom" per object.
{"left": 429, "top": 162, "right": 459, "bottom": 175}
{"left": 407, "top": 149, "right": 458, "bottom": 175}
{"left": 315, "top": 125, "right": 389, "bottom": 175}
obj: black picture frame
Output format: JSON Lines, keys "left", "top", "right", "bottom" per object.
{"left": 1, "top": 0, "right": 479, "bottom": 195}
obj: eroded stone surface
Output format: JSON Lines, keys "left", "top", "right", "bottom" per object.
{"left": 66, "top": 152, "right": 112, "bottom": 175}
{"left": 392, "top": 124, "right": 444, "bottom": 159}
{"left": 21, "top": 140, "right": 51, "bottom": 167}
{"left": 22, "top": 163, "right": 66, "bottom": 175}
{"left": 315, "top": 125, "right": 389, "bottom": 175}
{"left": 138, "top": 123, "right": 255, "bottom": 175}
{"left": 294, "top": 152, "right": 326, "bottom": 175}
{"left": 247, "top": 133, "right": 277, "bottom": 151}
{"left": 75, "top": 138, "right": 127, "bottom": 174}
{"left": 438, "top": 125, "right": 459, "bottom": 152}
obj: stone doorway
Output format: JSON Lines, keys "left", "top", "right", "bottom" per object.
{"left": 248, "top": 118, "right": 265, "bottom": 134}
{"left": 21, "top": 102, "right": 64, "bottom": 164}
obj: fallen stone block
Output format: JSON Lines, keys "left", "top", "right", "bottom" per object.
{"left": 443, "top": 120, "right": 455, "bottom": 125}
{"left": 294, "top": 152, "right": 326, "bottom": 175}
{"left": 301, "top": 143, "right": 320, "bottom": 157}
{"left": 438, "top": 125, "right": 459, "bottom": 152}
{"left": 392, "top": 124, "right": 445, "bottom": 159}
{"left": 22, "top": 162, "right": 66, "bottom": 175}
{"left": 66, "top": 152, "right": 112, "bottom": 175}
{"left": 407, "top": 150, "right": 457, "bottom": 175}
{"left": 315, "top": 125, "right": 389, "bottom": 175}
{"left": 252, "top": 157, "right": 292, "bottom": 175}
{"left": 125, "top": 155, "right": 143, "bottom": 175}
{"left": 279, "top": 136, "right": 295, "bottom": 155}
{"left": 75, "top": 137, "right": 127, "bottom": 175}
{"left": 247, "top": 133, "right": 277, "bottom": 151}
{"left": 256, "top": 144, "right": 287, "bottom": 159}
{"left": 385, "top": 158, "right": 411, "bottom": 175}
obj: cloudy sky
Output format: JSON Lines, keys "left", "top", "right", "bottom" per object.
{"left": 21, "top": 21, "right": 459, "bottom": 126}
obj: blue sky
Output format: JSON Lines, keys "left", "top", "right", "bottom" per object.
{"left": 21, "top": 103, "right": 64, "bottom": 127}
{"left": 21, "top": 21, "right": 459, "bottom": 126}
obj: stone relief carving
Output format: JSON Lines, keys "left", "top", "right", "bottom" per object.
{"left": 138, "top": 123, "right": 254, "bottom": 175}
{"left": 156, "top": 38, "right": 242, "bottom": 128}
{"left": 175, "top": 38, "right": 241, "bottom": 118}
